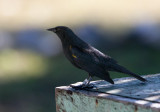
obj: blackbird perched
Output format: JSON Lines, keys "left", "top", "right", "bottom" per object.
{"left": 47, "top": 26, "right": 146, "bottom": 88}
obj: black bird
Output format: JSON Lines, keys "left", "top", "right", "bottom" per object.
{"left": 47, "top": 26, "right": 146, "bottom": 88}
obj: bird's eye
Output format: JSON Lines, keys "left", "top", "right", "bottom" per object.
{"left": 55, "top": 28, "right": 61, "bottom": 32}
{"left": 55, "top": 28, "right": 58, "bottom": 31}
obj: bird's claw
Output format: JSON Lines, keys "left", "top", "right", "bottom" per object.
{"left": 70, "top": 83, "right": 95, "bottom": 90}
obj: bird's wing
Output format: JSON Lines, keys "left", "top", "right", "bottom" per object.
{"left": 90, "top": 47, "right": 117, "bottom": 64}
{"left": 71, "top": 45, "right": 118, "bottom": 71}
{"left": 70, "top": 45, "right": 101, "bottom": 70}
{"left": 71, "top": 46, "right": 116, "bottom": 84}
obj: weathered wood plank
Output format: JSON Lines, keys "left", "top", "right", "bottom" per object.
{"left": 55, "top": 74, "right": 160, "bottom": 112}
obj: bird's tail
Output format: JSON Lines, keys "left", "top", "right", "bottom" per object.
{"left": 111, "top": 64, "right": 146, "bottom": 82}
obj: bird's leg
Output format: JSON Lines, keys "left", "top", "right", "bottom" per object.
{"left": 86, "top": 76, "right": 92, "bottom": 86}
{"left": 82, "top": 75, "right": 95, "bottom": 89}
{"left": 82, "top": 75, "right": 90, "bottom": 86}
{"left": 70, "top": 75, "right": 90, "bottom": 89}
{"left": 70, "top": 75, "right": 95, "bottom": 89}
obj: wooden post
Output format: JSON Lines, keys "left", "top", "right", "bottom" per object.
{"left": 55, "top": 74, "right": 160, "bottom": 112}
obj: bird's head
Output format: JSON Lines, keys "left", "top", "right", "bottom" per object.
{"left": 47, "top": 26, "right": 72, "bottom": 34}
{"left": 47, "top": 26, "right": 76, "bottom": 41}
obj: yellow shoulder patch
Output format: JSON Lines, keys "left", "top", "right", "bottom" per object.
{"left": 70, "top": 45, "right": 77, "bottom": 58}
{"left": 72, "top": 54, "right": 77, "bottom": 58}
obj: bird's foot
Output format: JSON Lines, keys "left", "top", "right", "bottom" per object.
{"left": 70, "top": 83, "right": 95, "bottom": 90}
{"left": 82, "top": 83, "right": 95, "bottom": 89}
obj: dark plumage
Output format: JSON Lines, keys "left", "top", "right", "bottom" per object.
{"left": 47, "top": 26, "right": 146, "bottom": 88}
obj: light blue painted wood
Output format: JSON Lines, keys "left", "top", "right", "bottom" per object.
{"left": 55, "top": 74, "right": 160, "bottom": 112}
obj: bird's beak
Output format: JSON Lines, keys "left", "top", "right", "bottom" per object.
{"left": 47, "top": 28, "right": 56, "bottom": 32}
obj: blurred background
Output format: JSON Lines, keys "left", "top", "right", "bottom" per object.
{"left": 0, "top": 0, "right": 160, "bottom": 112}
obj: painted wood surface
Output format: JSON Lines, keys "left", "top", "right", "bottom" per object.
{"left": 55, "top": 74, "right": 160, "bottom": 112}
